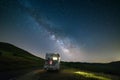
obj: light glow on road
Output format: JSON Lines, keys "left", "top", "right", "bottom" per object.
{"left": 74, "top": 71, "right": 111, "bottom": 80}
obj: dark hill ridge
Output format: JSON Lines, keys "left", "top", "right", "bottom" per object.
{"left": 109, "top": 61, "right": 120, "bottom": 65}
{"left": 0, "top": 42, "right": 38, "bottom": 58}
{"left": 0, "top": 42, "right": 44, "bottom": 71}
{"left": 61, "top": 61, "right": 120, "bottom": 76}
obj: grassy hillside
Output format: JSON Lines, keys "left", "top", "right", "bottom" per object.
{"left": 0, "top": 42, "right": 44, "bottom": 71}
{"left": 61, "top": 61, "right": 120, "bottom": 76}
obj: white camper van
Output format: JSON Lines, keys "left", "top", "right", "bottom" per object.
{"left": 44, "top": 53, "right": 60, "bottom": 70}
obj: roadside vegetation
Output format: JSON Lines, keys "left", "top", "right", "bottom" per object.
{"left": 0, "top": 42, "right": 44, "bottom": 71}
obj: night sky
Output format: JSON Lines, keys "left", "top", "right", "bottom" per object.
{"left": 0, "top": 0, "right": 120, "bottom": 63}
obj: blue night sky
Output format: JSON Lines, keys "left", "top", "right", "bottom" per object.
{"left": 0, "top": 0, "right": 120, "bottom": 63}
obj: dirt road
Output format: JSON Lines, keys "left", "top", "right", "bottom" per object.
{"left": 15, "top": 69, "right": 76, "bottom": 80}
{"left": 12, "top": 69, "right": 114, "bottom": 80}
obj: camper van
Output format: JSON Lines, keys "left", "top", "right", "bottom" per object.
{"left": 44, "top": 53, "right": 60, "bottom": 70}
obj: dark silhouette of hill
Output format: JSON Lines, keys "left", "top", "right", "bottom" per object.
{"left": 0, "top": 42, "right": 44, "bottom": 71}
{"left": 109, "top": 61, "right": 120, "bottom": 65}
{"left": 61, "top": 61, "right": 120, "bottom": 76}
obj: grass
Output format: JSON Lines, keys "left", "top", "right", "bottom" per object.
{"left": 61, "top": 61, "right": 120, "bottom": 76}
{"left": 61, "top": 69, "right": 119, "bottom": 80}
{"left": 74, "top": 71, "right": 111, "bottom": 80}
{"left": 0, "top": 42, "right": 44, "bottom": 71}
